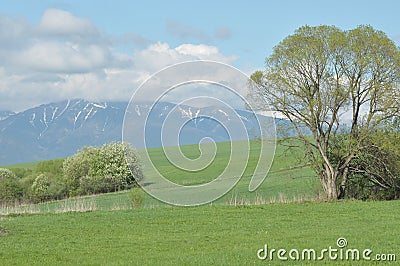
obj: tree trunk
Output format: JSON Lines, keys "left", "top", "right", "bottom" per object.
{"left": 337, "top": 167, "right": 349, "bottom": 199}
{"left": 321, "top": 169, "right": 338, "bottom": 200}
{"left": 326, "top": 178, "right": 338, "bottom": 200}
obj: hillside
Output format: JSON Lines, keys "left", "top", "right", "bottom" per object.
{"left": 1, "top": 139, "right": 319, "bottom": 211}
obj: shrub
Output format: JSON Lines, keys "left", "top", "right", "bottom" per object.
{"left": 31, "top": 174, "right": 51, "bottom": 202}
{"left": 34, "top": 159, "right": 64, "bottom": 176}
{"left": 88, "top": 142, "right": 143, "bottom": 192}
{"left": 128, "top": 187, "right": 145, "bottom": 208}
{"left": 19, "top": 174, "right": 36, "bottom": 201}
{"left": 62, "top": 147, "right": 96, "bottom": 195}
{"left": 77, "top": 175, "right": 115, "bottom": 195}
{"left": 8, "top": 168, "right": 32, "bottom": 179}
{"left": 330, "top": 131, "right": 400, "bottom": 200}
{"left": 0, "top": 168, "right": 16, "bottom": 181}
{"left": 30, "top": 173, "right": 67, "bottom": 202}
{"left": 63, "top": 142, "right": 143, "bottom": 196}
{"left": 0, "top": 168, "right": 23, "bottom": 204}
{"left": 346, "top": 134, "right": 400, "bottom": 200}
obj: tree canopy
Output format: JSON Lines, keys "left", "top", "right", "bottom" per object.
{"left": 249, "top": 25, "right": 400, "bottom": 200}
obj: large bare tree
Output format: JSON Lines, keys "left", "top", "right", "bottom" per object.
{"left": 249, "top": 25, "right": 400, "bottom": 200}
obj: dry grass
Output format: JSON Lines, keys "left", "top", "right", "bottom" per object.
{"left": 0, "top": 203, "right": 42, "bottom": 216}
{"left": 0, "top": 197, "right": 98, "bottom": 216}
{"left": 54, "top": 197, "right": 97, "bottom": 213}
{"left": 225, "top": 191, "right": 327, "bottom": 206}
{"left": 111, "top": 200, "right": 130, "bottom": 211}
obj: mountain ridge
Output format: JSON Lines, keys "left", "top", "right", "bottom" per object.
{"left": 0, "top": 99, "right": 278, "bottom": 166}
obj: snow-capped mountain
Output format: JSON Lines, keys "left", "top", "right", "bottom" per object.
{"left": 0, "top": 111, "right": 15, "bottom": 121}
{"left": 0, "top": 99, "right": 127, "bottom": 165}
{"left": 0, "top": 99, "right": 277, "bottom": 165}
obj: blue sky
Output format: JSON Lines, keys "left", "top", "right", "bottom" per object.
{"left": 0, "top": 0, "right": 399, "bottom": 111}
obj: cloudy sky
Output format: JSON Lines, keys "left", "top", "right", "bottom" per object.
{"left": 1, "top": 0, "right": 399, "bottom": 111}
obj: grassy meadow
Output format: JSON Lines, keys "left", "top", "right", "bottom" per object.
{"left": 1, "top": 140, "right": 320, "bottom": 213}
{"left": 0, "top": 201, "right": 399, "bottom": 265}
{"left": 0, "top": 141, "right": 398, "bottom": 265}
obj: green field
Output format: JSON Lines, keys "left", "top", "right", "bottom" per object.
{"left": 0, "top": 141, "right": 398, "bottom": 265}
{"left": 4, "top": 161, "right": 38, "bottom": 169}
{"left": 0, "top": 201, "right": 398, "bottom": 265}
{"left": 1, "top": 140, "right": 320, "bottom": 213}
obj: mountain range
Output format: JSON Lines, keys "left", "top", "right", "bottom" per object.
{"left": 0, "top": 99, "right": 279, "bottom": 166}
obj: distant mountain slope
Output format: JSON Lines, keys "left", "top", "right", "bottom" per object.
{"left": 0, "top": 99, "right": 280, "bottom": 165}
{"left": 0, "top": 111, "right": 15, "bottom": 121}
{"left": 0, "top": 99, "right": 126, "bottom": 165}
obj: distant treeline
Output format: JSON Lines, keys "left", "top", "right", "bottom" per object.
{"left": 0, "top": 142, "right": 143, "bottom": 204}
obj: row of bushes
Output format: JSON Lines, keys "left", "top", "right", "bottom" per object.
{"left": 0, "top": 142, "right": 143, "bottom": 204}
{"left": 329, "top": 128, "right": 400, "bottom": 201}
{"left": 346, "top": 131, "right": 400, "bottom": 200}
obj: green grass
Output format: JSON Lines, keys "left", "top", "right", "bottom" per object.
{"left": 0, "top": 201, "right": 398, "bottom": 265}
{"left": 143, "top": 139, "right": 320, "bottom": 205}
{"left": 0, "top": 139, "right": 320, "bottom": 214}
{"left": 3, "top": 161, "right": 39, "bottom": 169}
{"left": 7, "top": 139, "right": 319, "bottom": 213}
{"left": 0, "top": 141, "right": 398, "bottom": 264}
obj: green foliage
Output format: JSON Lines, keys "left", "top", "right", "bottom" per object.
{"left": 0, "top": 168, "right": 16, "bottom": 181}
{"left": 88, "top": 142, "right": 143, "bottom": 191}
{"left": 31, "top": 174, "right": 51, "bottom": 201}
{"left": 2, "top": 160, "right": 66, "bottom": 203}
{"left": 77, "top": 175, "right": 115, "bottom": 195}
{"left": 34, "top": 159, "right": 64, "bottom": 176}
{"left": 250, "top": 24, "right": 400, "bottom": 200}
{"left": 128, "top": 187, "right": 145, "bottom": 208}
{"left": 62, "top": 142, "right": 142, "bottom": 196}
{"left": 62, "top": 146, "right": 96, "bottom": 195}
{"left": 346, "top": 131, "right": 400, "bottom": 200}
{"left": 18, "top": 174, "right": 36, "bottom": 201}
{"left": 0, "top": 168, "right": 23, "bottom": 203}
{"left": 0, "top": 180, "right": 23, "bottom": 204}
{"left": 7, "top": 168, "right": 33, "bottom": 179}
{"left": 2, "top": 142, "right": 142, "bottom": 203}
{"left": 30, "top": 173, "right": 67, "bottom": 202}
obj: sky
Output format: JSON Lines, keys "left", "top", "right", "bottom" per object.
{"left": 0, "top": 0, "right": 399, "bottom": 111}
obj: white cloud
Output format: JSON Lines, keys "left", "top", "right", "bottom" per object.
{"left": 134, "top": 42, "right": 236, "bottom": 72}
{"left": 13, "top": 41, "right": 111, "bottom": 73}
{"left": 0, "top": 8, "right": 110, "bottom": 75}
{"left": 0, "top": 9, "right": 238, "bottom": 112}
{"left": 37, "top": 8, "right": 98, "bottom": 37}
{"left": 176, "top": 44, "right": 220, "bottom": 58}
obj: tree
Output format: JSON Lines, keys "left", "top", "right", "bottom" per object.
{"left": 345, "top": 123, "right": 400, "bottom": 200}
{"left": 30, "top": 173, "right": 66, "bottom": 202}
{"left": 62, "top": 146, "right": 96, "bottom": 195}
{"left": 249, "top": 25, "right": 400, "bottom": 200}
{"left": 62, "top": 142, "right": 143, "bottom": 196}
{"left": 0, "top": 168, "right": 16, "bottom": 181}
{"left": 34, "top": 159, "right": 64, "bottom": 176}
{"left": 88, "top": 142, "right": 143, "bottom": 192}
{"left": 0, "top": 168, "right": 23, "bottom": 203}
{"left": 31, "top": 174, "right": 51, "bottom": 202}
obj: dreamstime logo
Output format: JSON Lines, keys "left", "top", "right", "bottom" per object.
{"left": 257, "top": 237, "right": 397, "bottom": 262}
{"left": 122, "top": 61, "right": 276, "bottom": 206}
